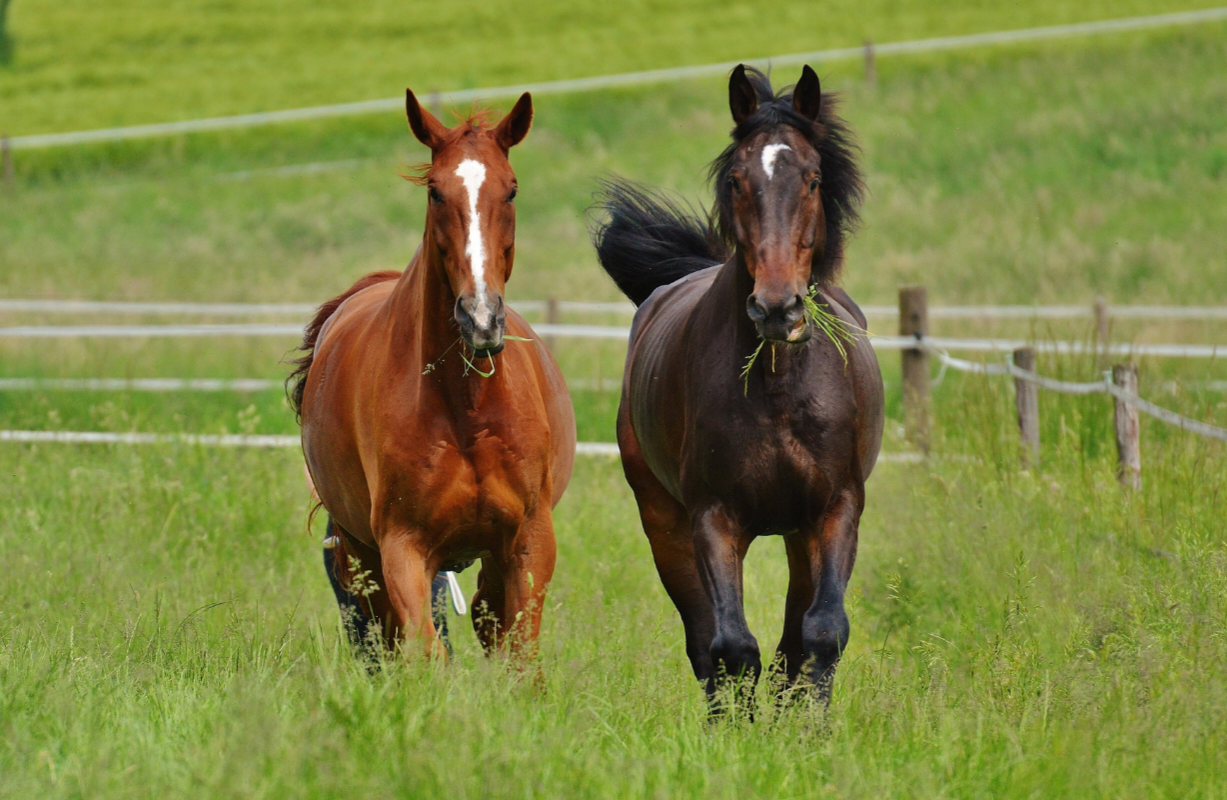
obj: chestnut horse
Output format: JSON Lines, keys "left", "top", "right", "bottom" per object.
{"left": 591, "top": 65, "right": 883, "bottom": 703}
{"left": 289, "top": 90, "right": 576, "bottom": 658}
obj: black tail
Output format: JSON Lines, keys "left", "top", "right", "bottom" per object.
{"left": 590, "top": 179, "right": 729, "bottom": 306}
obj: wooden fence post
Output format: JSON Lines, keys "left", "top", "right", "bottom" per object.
{"left": 864, "top": 40, "right": 876, "bottom": 87}
{"left": 1013, "top": 347, "right": 1039, "bottom": 467}
{"left": 899, "top": 286, "right": 929, "bottom": 453}
{"left": 544, "top": 296, "right": 559, "bottom": 353}
{"left": 1113, "top": 363, "right": 1141, "bottom": 490}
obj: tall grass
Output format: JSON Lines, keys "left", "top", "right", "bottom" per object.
{"left": 1, "top": 374, "right": 1224, "bottom": 797}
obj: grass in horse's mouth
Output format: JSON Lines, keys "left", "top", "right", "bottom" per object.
{"left": 740, "top": 286, "right": 865, "bottom": 395}
{"left": 426, "top": 335, "right": 533, "bottom": 379}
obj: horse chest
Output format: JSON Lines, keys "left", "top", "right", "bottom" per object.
{"left": 378, "top": 425, "right": 539, "bottom": 534}
{"left": 680, "top": 388, "right": 855, "bottom": 530}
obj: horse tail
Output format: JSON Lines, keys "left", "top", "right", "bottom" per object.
{"left": 590, "top": 179, "right": 729, "bottom": 307}
{"left": 286, "top": 270, "right": 402, "bottom": 421}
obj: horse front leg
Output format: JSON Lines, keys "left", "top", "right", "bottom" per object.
{"left": 619, "top": 418, "right": 715, "bottom": 687}
{"left": 471, "top": 505, "right": 557, "bottom": 659}
{"left": 774, "top": 533, "right": 816, "bottom": 686}
{"left": 799, "top": 485, "right": 863, "bottom": 702}
{"left": 691, "top": 505, "right": 759, "bottom": 706}
{"left": 377, "top": 531, "right": 444, "bottom": 659}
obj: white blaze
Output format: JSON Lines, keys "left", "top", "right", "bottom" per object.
{"left": 454, "top": 158, "right": 491, "bottom": 327}
{"left": 761, "top": 143, "right": 791, "bottom": 180}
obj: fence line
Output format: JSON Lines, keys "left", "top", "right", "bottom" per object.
{"left": 0, "top": 299, "right": 319, "bottom": 316}
{"left": 0, "top": 376, "right": 625, "bottom": 393}
{"left": 1104, "top": 382, "right": 1227, "bottom": 442}
{"left": 0, "top": 429, "right": 618, "bottom": 456}
{"left": 5, "top": 297, "right": 1227, "bottom": 322}
{"left": 0, "top": 323, "right": 306, "bottom": 338}
{"left": 4, "top": 374, "right": 1221, "bottom": 396}
{"left": 0, "top": 298, "right": 637, "bottom": 317}
{"left": 3, "top": 321, "right": 1223, "bottom": 359}
{"left": 9, "top": 8, "right": 1227, "bottom": 150}
{"left": 0, "top": 428, "right": 931, "bottom": 463}
{"left": 0, "top": 322, "right": 635, "bottom": 340}
{"left": 893, "top": 286, "right": 1227, "bottom": 478}
{"left": 0, "top": 378, "right": 280, "bottom": 392}
{"left": 923, "top": 342, "right": 1227, "bottom": 443}
{"left": 860, "top": 304, "right": 1227, "bottom": 320}
{"left": 874, "top": 336, "right": 1224, "bottom": 358}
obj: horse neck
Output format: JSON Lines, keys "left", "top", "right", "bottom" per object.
{"left": 711, "top": 251, "right": 763, "bottom": 348}
{"left": 386, "top": 226, "right": 459, "bottom": 359}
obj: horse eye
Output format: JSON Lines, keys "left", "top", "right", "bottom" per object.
{"left": 428, "top": 186, "right": 442, "bottom": 204}
{"left": 809, "top": 177, "right": 821, "bottom": 192}
{"left": 508, "top": 187, "right": 518, "bottom": 202}
{"left": 728, "top": 176, "right": 740, "bottom": 194}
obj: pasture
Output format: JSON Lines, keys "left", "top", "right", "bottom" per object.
{"left": 2, "top": 5, "right": 1227, "bottom": 798}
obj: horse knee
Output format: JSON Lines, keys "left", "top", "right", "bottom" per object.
{"left": 710, "top": 632, "right": 762, "bottom": 679}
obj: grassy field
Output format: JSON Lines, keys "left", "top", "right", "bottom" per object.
{"left": 3, "top": 0, "right": 1224, "bottom": 134}
{"left": 2, "top": 6, "right": 1227, "bottom": 798}
{"left": 4, "top": 23, "right": 1227, "bottom": 307}
{"left": 1, "top": 369, "right": 1225, "bottom": 798}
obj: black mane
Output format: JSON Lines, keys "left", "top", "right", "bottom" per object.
{"left": 709, "top": 67, "right": 865, "bottom": 284}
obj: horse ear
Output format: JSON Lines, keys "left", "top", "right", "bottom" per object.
{"left": 729, "top": 64, "right": 758, "bottom": 125}
{"left": 406, "top": 88, "right": 449, "bottom": 150}
{"left": 792, "top": 65, "right": 822, "bottom": 121}
{"left": 494, "top": 92, "right": 533, "bottom": 150}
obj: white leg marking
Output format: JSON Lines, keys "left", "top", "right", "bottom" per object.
{"left": 455, "top": 158, "right": 492, "bottom": 328}
{"left": 761, "top": 143, "right": 791, "bottom": 180}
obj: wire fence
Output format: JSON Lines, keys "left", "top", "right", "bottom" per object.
{"left": 921, "top": 340, "right": 1227, "bottom": 443}
{"left": 0, "top": 376, "right": 624, "bottom": 393}
{"left": 4, "top": 297, "right": 1226, "bottom": 321}
{"left": 2, "top": 320, "right": 1223, "bottom": 363}
{"left": 0, "top": 428, "right": 932, "bottom": 464}
{"left": 0, "top": 429, "right": 616, "bottom": 456}
{"left": 4, "top": 287, "right": 1224, "bottom": 465}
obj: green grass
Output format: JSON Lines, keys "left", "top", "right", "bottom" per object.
{"left": 3, "top": 0, "right": 1223, "bottom": 134}
{"left": 2, "top": 6, "right": 1227, "bottom": 797}
{"left": 4, "top": 24, "right": 1227, "bottom": 306}
{"left": 2, "top": 364, "right": 1225, "bottom": 798}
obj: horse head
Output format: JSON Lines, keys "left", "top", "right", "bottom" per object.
{"left": 406, "top": 89, "right": 533, "bottom": 357}
{"left": 714, "top": 64, "right": 863, "bottom": 344}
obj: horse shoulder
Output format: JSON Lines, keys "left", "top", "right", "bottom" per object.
{"left": 815, "top": 287, "right": 884, "bottom": 479}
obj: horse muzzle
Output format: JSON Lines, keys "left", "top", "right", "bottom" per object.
{"left": 455, "top": 294, "right": 506, "bottom": 358}
{"left": 747, "top": 293, "right": 811, "bottom": 344}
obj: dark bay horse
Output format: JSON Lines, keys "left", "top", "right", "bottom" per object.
{"left": 290, "top": 90, "right": 576, "bottom": 658}
{"left": 592, "top": 65, "right": 883, "bottom": 702}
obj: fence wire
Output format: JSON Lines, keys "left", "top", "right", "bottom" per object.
{"left": 921, "top": 340, "right": 1227, "bottom": 443}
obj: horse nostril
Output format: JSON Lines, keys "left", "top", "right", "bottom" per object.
{"left": 746, "top": 295, "right": 768, "bottom": 322}
{"left": 783, "top": 294, "right": 805, "bottom": 323}
{"left": 454, "top": 298, "right": 474, "bottom": 330}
